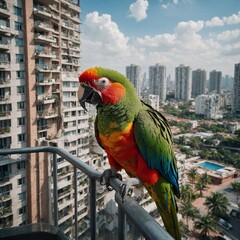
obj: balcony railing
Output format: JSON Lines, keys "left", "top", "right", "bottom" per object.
{"left": 0, "top": 147, "right": 173, "bottom": 240}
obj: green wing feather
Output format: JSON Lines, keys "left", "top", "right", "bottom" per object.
{"left": 134, "top": 101, "right": 180, "bottom": 197}
{"left": 134, "top": 101, "right": 181, "bottom": 239}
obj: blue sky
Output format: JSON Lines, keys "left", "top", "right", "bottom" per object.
{"left": 80, "top": 0, "right": 240, "bottom": 78}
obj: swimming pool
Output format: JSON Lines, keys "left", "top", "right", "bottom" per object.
{"left": 198, "top": 161, "right": 224, "bottom": 171}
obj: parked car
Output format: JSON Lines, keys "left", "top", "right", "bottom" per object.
{"left": 230, "top": 209, "right": 240, "bottom": 219}
{"left": 218, "top": 218, "right": 233, "bottom": 231}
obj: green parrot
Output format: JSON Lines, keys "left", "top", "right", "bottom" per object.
{"left": 78, "top": 67, "right": 181, "bottom": 239}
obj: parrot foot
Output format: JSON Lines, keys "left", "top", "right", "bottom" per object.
{"left": 100, "top": 168, "right": 122, "bottom": 191}
{"left": 120, "top": 177, "right": 142, "bottom": 202}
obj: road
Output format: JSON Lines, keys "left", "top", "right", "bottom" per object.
{"left": 218, "top": 185, "right": 240, "bottom": 240}
{"left": 217, "top": 217, "right": 240, "bottom": 240}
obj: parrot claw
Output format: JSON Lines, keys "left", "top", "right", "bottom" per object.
{"left": 119, "top": 178, "right": 142, "bottom": 202}
{"left": 100, "top": 168, "right": 122, "bottom": 191}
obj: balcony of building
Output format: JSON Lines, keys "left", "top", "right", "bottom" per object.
{"left": 61, "top": 0, "right": 80, "bottom": 12}
{"left": 37, "top": 110, "right": 58, "bottom": 119}
{"left": 34, "top": 33, "right": 57, "bottom": 44}
{"left": 36, "top": 94, "right": 58, "bottom": 105}
{"left": 33, "top": 5, "right": 52, "bottom": 20}
{"left": 35, "top": 50, "right": 57, "bottom": 59}
{"left": 0, "top": 78, "right": 10, "bottom": 87}
{"left": 0, "top": 147, "right": 173, "bottom": 240}
{"left": 0, "top": 1, "right": 10, "bottom": 19}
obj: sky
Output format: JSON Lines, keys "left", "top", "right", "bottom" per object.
{"left": 80, "top": 0, "right": 240, "bottom": 78}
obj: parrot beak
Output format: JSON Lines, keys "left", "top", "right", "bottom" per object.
{"left": 78, "top": 85, "right": 102, "bottom": 111}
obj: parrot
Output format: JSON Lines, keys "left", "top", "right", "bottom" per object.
{"left": 78, "top": 67, "right": 181, "bottom": 240}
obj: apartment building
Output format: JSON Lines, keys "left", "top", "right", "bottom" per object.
{"left": 175, "top": 64, "right": 192, "bottom": 101}
{"left": 232, "top": 63, "right": 240, "bottom": 117}
{"left": 149, "top": 64, "right": 167, "bottom": 102}
{"left": 209, "top": 70, "right": 222, "bottom": 94}
{"left": 0, "top": 0, "right": 92, "bottom": 238}
{"left": 126, "top": 64, "right": 141, "bottom": 97}
{"left": 195, "top": 94, "right": 223, "bottom": 119}
{"left": 192, "top": 68, "right": 206, "bottom": 98}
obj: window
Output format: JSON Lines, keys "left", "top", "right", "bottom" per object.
{"left": 17, "top": 86, "right": 25, "bottom": 94}
{"left": 19, "top": 205, "right": 27, "bottom": 215}
{"left": 36, "top": 86, "right": 44, "bottom": 94}
{"left": 15, "top": 21, "right": 23, "bottom": 31}
{"left": 17, "top": 133, "right": 25, "bottom": 142}
{"left": 18, "top": 192, "right": 26, "bottom": 201}
{"left": 0, "top": 184, "right": 12, "bottom": 194}
{"left": 14, "top": 6, "right": 22, "bottom": 16}
{"left": 16, "top": 54, "right": 24, "bottom": 63}
{"left": 18, "top": 177, "right": 26, "bottom": 186}
{"left": 15, "top": 37, "right": 23, "bottom": 46}
{"left": 17, "top": 160, "right": 26, "bottom": 170}
{"left": 17, "top": 117, "right": 25, "bottom": 126}
{"left": 16, "top": 71, "right": 24, "bottom": 78}
{"left": 17, "top": 101, "right": 25, "bottom": 110}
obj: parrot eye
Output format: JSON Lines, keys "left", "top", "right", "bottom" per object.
{"left": 94, "top": 77, "right": 110, "bottom": 89}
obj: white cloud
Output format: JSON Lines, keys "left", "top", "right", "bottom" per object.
{"left": 81, "top": 11, "right": 240, "bottom": 77}
{"left": 161, "top": 0, "right": 195, "bottom": 9}
{"left": 205, "top": 16, "right": 224, "bottom": 27}
{"left": 129, "top": 0, "right": 149, "bottom": 22}
{"left": 81, "top": 12, "right": 145, "bottom": 72}
{"left": 206, "top": 11, "right": 240, "bottom": 27}
{"left": 216, "top": 29, "right": 240, "bottom": 42}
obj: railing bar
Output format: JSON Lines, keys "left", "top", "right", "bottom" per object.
{"left": 89, "top": 178, "right": 96, "bottom": 240}
{"left": 74, "top": 166, "right": 78, "bottom": 240}
{"left": 0, "top": 147, "right": 101, "bottom": 180}
{"left": 115, "top": 192, "right": 173, "bottom": 240}
{"left": 118, "top": 206, "right": 126, "bottom": 240}
{"left": 53, "top": 153, "right": 58, "bottom": 227}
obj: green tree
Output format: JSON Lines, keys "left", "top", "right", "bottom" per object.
{"left": 179, "top": 220, "right": 189, "bottom": 234}
{"left": 204, "top": 192, "right": 229, "bottom": 219}
{"left": 194, "top": 214, "right": 216, "bottom": 238}
{"left": 195, "top": 180, "right": 207, "bottom": 197}
{"left": 187, "top": 167, "right": 199, "bottom": 184}
{"left": 200, "top": 173, "right": 212, "bottom": 186}
{"left": 180, "top": 184, "right": 195, "bottom": 203}
{"left": 180, "top": 202, "right": 200, "bottom": 226}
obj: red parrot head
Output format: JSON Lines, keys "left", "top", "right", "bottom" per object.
{"left": 78, "top": 67, "right": 133, "bottom": 111}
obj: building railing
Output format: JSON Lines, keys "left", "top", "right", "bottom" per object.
{"left": 0, "top": 147, "right": 173, "bottom": 240}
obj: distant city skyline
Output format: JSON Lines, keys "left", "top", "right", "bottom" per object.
{"left": 80, "top": 0, "right": 240, "bottom": 77}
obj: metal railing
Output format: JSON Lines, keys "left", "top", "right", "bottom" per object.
{"left": 0, "top": 147, "right": 173, "bottom": 240}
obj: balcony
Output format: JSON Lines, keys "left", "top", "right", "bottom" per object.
{"left": 37, "top": 110, "right": 58, "bottom": 119}
{"left": 36, "top": 95, "right": 57, "bottom": 105}
{"left": 0, "top": 147, "right": 173, "bottom": 240}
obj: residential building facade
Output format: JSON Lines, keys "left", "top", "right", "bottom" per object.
{"left": 0, "top": 1, "right": 92, "bottom": 238}
{"left": 175, "top": 64, "right": 192, "bottom": 101}
{"left": 126, "top": 64, "right": 141, "bottom": 96}
{"left": 192, "top": 68, "right": 206, "bottom": 98}
{"left": 195, "top": 94, "right": 223, "bottom": 119}
{"left": 149, "top": 64, "right": 167, "bottom": 102}
{"left": 232, "top": 63, "right": 240, "bottom": 117}
{"left": 209, "top": 70, "right": 222, "bottom": 94}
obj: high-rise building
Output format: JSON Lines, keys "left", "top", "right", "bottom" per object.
{"left": 232, "top": 63, "right": 240, "bottom": 117}
{"left": 222, "top": 74, "right": 234, "bottom": 90}
{"left": 175, "top": 64, "right": 192, "bottom": 101}
{"left": 0, "top": 1, "right": 91, "bottom": 237}
{"left": 209, "top": 70, "right": 222, "bottom": 94}
{"left": 126, "top": 64, "right": 141, "bottom": 96}
{"left": 149, "top": 64, "right": 167, "bottom": 102}
{"left": 192, "top": 69, "right": 206, "bottom": 98}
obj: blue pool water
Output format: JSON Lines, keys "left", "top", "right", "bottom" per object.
{"left": 198, "top": 161, "right": 224, "bottom": 171}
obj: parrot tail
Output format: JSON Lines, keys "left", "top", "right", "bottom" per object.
{"left": 145, "top": 178, "right": 181, "bottom": 240}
